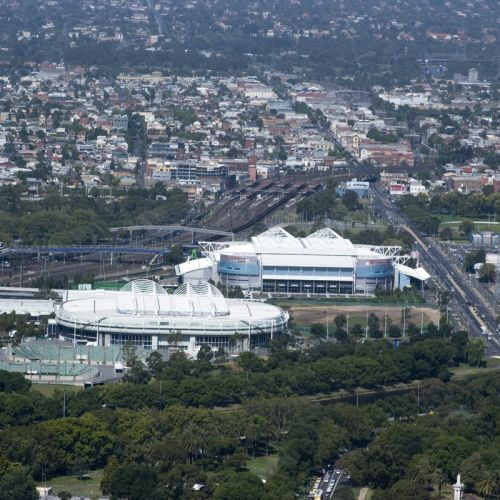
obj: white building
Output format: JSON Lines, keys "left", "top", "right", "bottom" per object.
{"left": 177, "top": 227, "right": 429, "bottom": 295}
{"left": 55, "top": 279, "right": 288, "bottom": 354}
{"left": 409, "top": 180, "right": 426, "bottom": 196}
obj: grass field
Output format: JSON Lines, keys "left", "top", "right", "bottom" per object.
{"left": 246, "top": 455, "right": 279, "bottom": 480}
{"left": 439, "top": 217, "right": 499, "bottom": 239}
{"left": 31, "top": 383, "right": 82, "bottom": 397}
{"left": 36, "top": 469, "right": 103, "bottom": 497}
{"left": 290, "top": 304, "right": 439, "bottom": 335}
{"left": 451, "top": 357, "right": 500, "bottom": 379}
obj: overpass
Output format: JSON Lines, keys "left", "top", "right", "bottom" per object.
{"left": 110, "top": 225, "right": 234, "bottom": 240}
{"left": 6, "top": 245, "right": 171, "bottom": 256}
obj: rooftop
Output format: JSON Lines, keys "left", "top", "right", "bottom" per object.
{"left": 58, "top": 279, "right": 285, "bottom": 323}
{"left": 218, "top": 226, "right": 391, "bottom": 258}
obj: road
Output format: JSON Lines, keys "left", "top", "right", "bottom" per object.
{"left": 310, "top": 467, "right": 345, "bottom": 499}
{"left": 371, "top": 184, "right": 500, "bottom": 356}
{"left": 147, "top": 0, "right": 164, "bottom": 35}
{"left": 313, "top": 117, "right": 500, "bottom": 354}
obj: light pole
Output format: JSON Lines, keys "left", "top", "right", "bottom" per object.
{"left": 326, "top": 309, "right": 329, "bottom": 341}
{"left": 384, "top": 308, "right": 387, "bottom": 338}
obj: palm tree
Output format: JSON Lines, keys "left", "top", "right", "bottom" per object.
{"left": 431, "top": 468, "right": 446, "bottom": 500}
{"left": 244, "top": 415, "right": 266, "bottom": 458}
{"left": 409, "top": 457, "right": 431, "bottom": 487}
{"left": 477, "top": 474, "right": 497, "bottom": 500}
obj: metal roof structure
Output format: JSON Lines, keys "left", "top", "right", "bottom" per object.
{"left": 58, "top": 279, "right": 285, "bottom": 322}
{"left": 201, "top": 226, "right": 402, "bottom": 260}
{"left": 56, "top": 279, "right": 288, "bottom": 338}
{"left": 120, "top": 279, "right": 167, "bottom": 295}
{"left": 307, "top": 227, "right": 343, "bottom": 240}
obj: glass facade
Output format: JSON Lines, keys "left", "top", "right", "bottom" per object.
{"left": 262, "top": 279, "right": 353, "bottom": 294}
{"left": 195, "top": 335, "right": 230, "bottom": 348}
{"left": 250, "top": 332, "right": 271, "bottom": 348}
{"left": 111, "top": 334, "right": 152, "bottom": 349}
{"left": 58, "top": 324, "right": 97, "bottom": 342}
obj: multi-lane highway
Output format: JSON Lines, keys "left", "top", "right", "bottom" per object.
{"left": 371, "top": 184, "right": 500, "bottom": 356}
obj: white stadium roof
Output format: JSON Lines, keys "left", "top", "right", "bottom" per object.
{"left": 203, "top": 226, "right": 392, "bottom": 259}
{"left": 57, "top": 280, "right": 286, "bottom": 325}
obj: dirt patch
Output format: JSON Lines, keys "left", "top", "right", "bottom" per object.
{"left": 291, "top": 304, "right": 440, "bottom": 327}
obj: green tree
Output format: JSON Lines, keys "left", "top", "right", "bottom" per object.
{"left": 310, "top": 323, "right": 326, "bottom": 339}
{"left": 0, "top": 466, "right": 38, "bottom": 500}
{"left": 334, "top": 314, "right": 347, "bottom": 331}
{"left": 375, "top": 479, "right": 429, "bottom": 500}
{"left": 124, "top": 359, "right": 152, "bottom": 385}
{"left": 121, "top": 340, "right": 138, "bottom": 366}
{"left": 466, "top": 338, "right": 485, "bottom": 367}
{"left": 408, "top": 455, "right": 431, "bottom": 486}
{"left": 368, "top": 313, "right": 381, "bottom": 338}
{"left": 459, "top": 219, "right": 475, "bottom": 235}
{"left": 431, "top": 468, "right": 446, "bottom": 500}
{"left": 343, "top": 190, "right": 361, "bottom": 211}
{"left": 439, "top": 226, "right": 453, "bottom": 241}
{"left": 109, "top": 463, "right": 161, "bottom": 500}
{"left": 197, "top": 344, "right": 214, "bottom": 363}
{"left": 213, "top": 471, "right": 265, "bottom": 500}
{"left": 388, "top": 324, "right": 401, "bottom": 338}
{"left": 100, "top": 456, "right": 119, "bottom": 495}
{"left": 478, "top": 263, "right": 496, "bottom": 283}
{"left": 476, "top": 473, "right": 498, "bottom": 500}
{"left": 238, "top": 352, "right": 264, "bottom": 373}
{"left": 146, "top": 351, "right": 164, "bottom": 376}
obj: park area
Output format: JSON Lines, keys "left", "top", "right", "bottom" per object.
{"left": 438, "top": 216, "right": 499, "bottom": 240}
{"left": 36, "top": 469, "right": 103, "bottom": 497}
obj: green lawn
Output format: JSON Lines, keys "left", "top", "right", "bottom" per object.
{"left": 451, "top": 358, "right": 500, "bottom": 380}
{"left": 246, "top": 455, "right": 279, "bottom": 480}
{"left": 36, "top": 469, "right": 103, "bottom": 497}
{"left": 438, "top": 214, "right": 498, "bottom": 224}
{"left": 439, "top": 217, "right": 499, "bottom": 238}
{"left": 31, "top": 383, "right": 82, "bottom": 397}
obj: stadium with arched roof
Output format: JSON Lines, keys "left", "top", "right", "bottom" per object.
{"left": 55, "top": 279, "right": 288, "bottom": 355}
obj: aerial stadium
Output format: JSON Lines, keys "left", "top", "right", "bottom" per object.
{"left": 176, "top": 227, "right": 430, "bottom": 295}
{"left": 55, "top": 279, "right": 288, "bottom": 354}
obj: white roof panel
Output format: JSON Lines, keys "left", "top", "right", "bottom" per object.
{"left": 176, "top": 257, "right": 212, "bottom": 275}
{"left": 0, "top": 299, "right": 56, "bottom": 316}
{"left": 395, "top": 264, "right": 430, "bottom": 281}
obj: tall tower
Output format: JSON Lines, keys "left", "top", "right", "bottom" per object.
{"left": 453, "top": 474, "right": 464, "bottom": 500}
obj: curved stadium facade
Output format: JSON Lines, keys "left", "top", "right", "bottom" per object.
{"left": 176, "top": 227, "right": 430, "bottom": 295}
{"left": 56, "top": 279, "right": 288, "bottom": 353}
